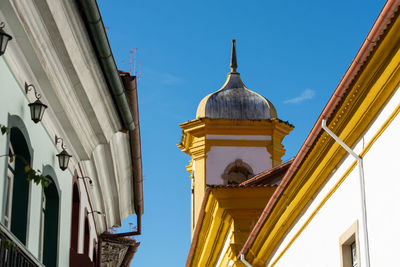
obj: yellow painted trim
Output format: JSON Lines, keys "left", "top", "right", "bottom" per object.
{"left": 269, "top": 161, "right": 357, "bottom": 266}
{"left": 179, "top": 117, "right": 293, "bottom": 234}
{"left": 360, "top": 100, "right": 400, "bottom": 157}
{"left": 207, "top": 139, "right": 271, "bottom": 147}
{"left": 247, "top": 13, "right": 400, "bottom": 265}
{"left": 267, "top": 97, "right": 400, "bottom": 266}
{"left": 189, "top": 187, "right": 276, "bottom": 267}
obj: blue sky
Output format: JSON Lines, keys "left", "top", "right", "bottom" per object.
{"left": 97, "top": 0, "right": 386, "bottom": 265}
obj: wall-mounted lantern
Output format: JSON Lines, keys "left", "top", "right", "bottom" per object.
{"left": 25, "top": 83, "right": 47, "bottom": 123}
{"left": 0, "top": 22, "right": 12, "bottom": 56}
{"left": 55, "top": 135, "right": 72, "bottom": 171}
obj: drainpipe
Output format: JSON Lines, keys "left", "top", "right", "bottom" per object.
{"left": 102, "top": 72, "right": 142, "bottom": 239}
{"left": 321, "top": 119, "right": 370, "bottom": 267}
{"left": 78, "top": 0, "right": 135, "bottom": 131}
{"left": 239, "top": 254, "right": 253, "bottom": 267}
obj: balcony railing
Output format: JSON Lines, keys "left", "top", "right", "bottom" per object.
{"left": 0, "top": 224, "right": 44, "bottom": 267}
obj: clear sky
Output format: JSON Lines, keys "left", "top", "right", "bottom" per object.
{"left": 97, "top": 0, "right": 386, "bottom": 265}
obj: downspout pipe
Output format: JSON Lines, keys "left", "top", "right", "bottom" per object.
{"left": 321, "top": 119, "right": 370, "bottom": 267}
{"left": 239, "top": 254, "right": 253, "bottom": 267}
{"left": 78, "top": 0, "right": 135, "bottom": 131}
{"left": 102, "top": 72, "right": 143, "bottom": 239}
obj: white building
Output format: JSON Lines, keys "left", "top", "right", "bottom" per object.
{"left": 0, "top": 0, "right": 142, "bottom": 266}
{"left": 239, "top": 1, "right": 400, "bottom": 266}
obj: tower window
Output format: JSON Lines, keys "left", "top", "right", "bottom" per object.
{"left": 222, "top": 159, "right": 253, "bottom": 184}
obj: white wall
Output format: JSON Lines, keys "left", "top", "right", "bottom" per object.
{"left": 206, "top": 135, "right": 272, "bottom": 184}
{"left": 0, "top": 57, "right": 72, "bottom": 266}
{"left": 76, "top": 176, "right": 98, "bottom": 260}
{"left": 269, "top": 84, "right": 400, "bottom": 266}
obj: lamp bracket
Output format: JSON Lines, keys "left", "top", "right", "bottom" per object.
{"left": 25, "top": 82, "right": 41, "bottom": 100}
{"left": 55, "top": 135, "right": 66, "bottom": 150}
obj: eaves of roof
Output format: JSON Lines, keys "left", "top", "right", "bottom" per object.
{"left": 240, "top": 158, "right": 294, "bottom": 186}
{"left": 186, "top": 184, "right": 278, "bottom": 267}
{"left": 76, "top": 0, "right": 135, "bottom": 131}
{"left": 239, "top": 0, "right": 400, "bottom": 259}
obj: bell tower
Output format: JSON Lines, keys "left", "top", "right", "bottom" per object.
{"left": 178, "top": 40, "right": 293, "bottom": 236}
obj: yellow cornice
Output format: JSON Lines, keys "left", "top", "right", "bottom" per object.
{"left": 180, "top": 118, "right": 293, "bottom": 132}
{"left": 247, "top": 12, "right": 400, "bottom": 266}
{"left": 178, "top": 119, "right": 293, "bottom": 161}
{"left": 267, "top": 96, "right": 400, "bottom": 266}
{"left": 189, "top": 187, "right": 276, "bottom": 267}
{"left": 186, "top": 159, "right": 193, "bottom": 176}
{"left": 207, "top": 139, "right": 272, "bottom": 147}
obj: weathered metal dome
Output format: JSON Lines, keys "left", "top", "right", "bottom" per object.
{"left": 196, "top": 40, "right": 277, "bottom": 120}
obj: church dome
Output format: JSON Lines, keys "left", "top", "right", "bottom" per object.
{"left": 196, "top": 40, "right": 277, "bottom": 120}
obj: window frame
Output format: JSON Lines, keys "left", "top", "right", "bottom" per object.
{"left": 339, "top": 220, "right": 360, "bottom": 267}
{"left": 4, "top": 144, "right": 15, "bottom": 229}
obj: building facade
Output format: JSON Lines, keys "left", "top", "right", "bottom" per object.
{"left": 182, "top": 1, "right": 400, "bottom": 266}
{"left": 240, "top": 1, "right": 400, "bottom": 266}
{"left": 0, "top": 0, "right": 142, "bottom": 266}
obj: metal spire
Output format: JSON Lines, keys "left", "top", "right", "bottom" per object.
{"left": 230, "top": 39, "right": 238, "bottom": 73}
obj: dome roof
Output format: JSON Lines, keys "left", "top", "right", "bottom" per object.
{"left": 196, "top": 40, "right": 277, "bottom": 120}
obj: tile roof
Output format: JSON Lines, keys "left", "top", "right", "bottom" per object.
{"left": 239, "top": 0, "right": 400, "bottom": 260}
{"left": 206, "top": 184, "right": 277, "bottom": 189}
{"left": 241, "top": 159, "right": 294, "bottom": 186}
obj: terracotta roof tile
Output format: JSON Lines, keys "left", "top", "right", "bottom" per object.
{"left": 241, "top": 159, "right": 294, "bottom": 186}
{"left": 239, "top": 0, "right": 400, "bottom": 259}
{"left": 206, "top": 184, "right": 277, "bottom": 189}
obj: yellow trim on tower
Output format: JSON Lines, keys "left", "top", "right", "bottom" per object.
{"left": 188, "top": 187, "right": 277, "bottom": 267}
{"left": 178, "top": 117, "right": 293, "bottom": 231}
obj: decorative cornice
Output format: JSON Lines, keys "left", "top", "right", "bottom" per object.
{"left": 8, "top": 0, "right": 124, "bottom": 160}
{"left": 178, "top": 119, "right": 293, "bottom": 160}
{"left": 187, "top": 187, "right": 276, "bottom": 267}
{"left": 0, "top": 0, "right": 136, "bottom": 231}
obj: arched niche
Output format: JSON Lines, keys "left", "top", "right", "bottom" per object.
{"left": 42, "top": 174, "right": 60, "bottom": 267}
{"left": 83, "top": 210, "right": 90, "bottom": 256}
{"left": 4, "top": 115, "right": 33, "bottom": 245}
{"left": 92, "top": 239, "right": 97, "bottom": 264}
{"left": 42, "top": 165, "right": 61, "bottom": 195}
{"left": 70, "top": 176, "right": 80, "bottom": 253}
{"left": 221, "top": 159, "right": 254, "bottom": 185}
{"left": 6, "top": 114, "right": 34, "bottom": 158}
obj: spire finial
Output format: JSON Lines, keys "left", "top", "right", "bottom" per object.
{"left": 230, "top": 39, "right": 238, "bottom": 73}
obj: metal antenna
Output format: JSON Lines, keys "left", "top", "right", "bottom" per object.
{"left": 138, "top": 61, "right": 142, "bottom": 81}
{"left": 129, "top": 48, "right": 138, "bottom": 76}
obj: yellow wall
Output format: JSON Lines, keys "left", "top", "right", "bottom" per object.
{"left": 178, "top": 118, "right": 293, "bottom": 235}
